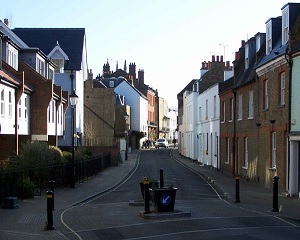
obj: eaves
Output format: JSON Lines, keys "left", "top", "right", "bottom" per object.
{"left": 256, "top": 55, "right": 286, "bottom": 77}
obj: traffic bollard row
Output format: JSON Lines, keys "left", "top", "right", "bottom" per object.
{"left": 143, "top": 177, "right": 151, "bottom": 214}
{"left": 46, "top": 190, "right": 55, "bottom": 230}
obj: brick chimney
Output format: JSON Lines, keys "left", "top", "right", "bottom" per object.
{"left": 138, "top": 69, "right": 144, "bottom": 84}
{"left": 4, "top": 18, "right": 9, "bottom": 27}
{"left": 129, "top": 62, "right": 136, "bottom": 80}
{"left": 88, "top": 69, "right": 93, "bottom": 80}
{"left": 103, "top": 62, "right": 110, "bottom": 74}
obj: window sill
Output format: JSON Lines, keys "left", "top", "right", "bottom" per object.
{"left": 225, "top": 161, "right": 229, "bottom": 165}
{"left": 248, "top": 117, "right": 253, "bottom": 120}
{"left": 269, "top": 167, "right": 276, "bottom": 171}
{"left": 242, "top": 166, "right": 248, "bottom": 170}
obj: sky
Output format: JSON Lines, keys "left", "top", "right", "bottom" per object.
{"left": 0, "top": 0, "right": 293, "bottom": 107}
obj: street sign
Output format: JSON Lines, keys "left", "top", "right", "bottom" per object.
{"left": 160, "top": 194, "right": 171, "bottom": 206}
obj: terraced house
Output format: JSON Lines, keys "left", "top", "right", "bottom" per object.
{"left": 179, "top": 2, "right": 300, "bottom": 197}
{"left": 0, "top": 20, "right": 68, "bottom": 160}
{"left": 220, "top": 3, "right": 300, "bottom": 194}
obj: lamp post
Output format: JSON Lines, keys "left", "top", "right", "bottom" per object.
{"left": 69, "top": 90, "right": 78, "bottom": 188}
{"left": 124, "top": 112, "right": 129, "bottom": 160}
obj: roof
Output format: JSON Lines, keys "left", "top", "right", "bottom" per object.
{"left": 12, "top": 28, "right": 86, "bottom": 70}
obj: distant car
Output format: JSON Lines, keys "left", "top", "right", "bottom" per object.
{"left": 155, "top": 138, "right": 169, "bottom": 148}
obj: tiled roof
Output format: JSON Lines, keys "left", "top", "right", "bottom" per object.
{"left": 12, "top": 28, "right": 85, "bottom": 70}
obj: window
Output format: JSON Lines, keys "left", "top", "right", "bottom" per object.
{"left": 205, "top": 99, "right": 208, "bottom": 120}
{"left": 221, "top": 101, "right": 225, "bottom": 123}
{"left": 282, "top": 9, "right": 289, "bottom": 44}
{"left": 263, "top": 80, "right": 269, "bottom": 110}
{"left": 279, "top": 72, "right": 285, "bottom": 106}
{"left": 266, "top": 22, "right": 272, "bottom": 54}
{"left": 18, "top": 99, "right": 22, "bottom": 119}
{"left": 48, "top": 104, "right": 51, "bottom": 123}
{"left": 109, "top": 81, "right": 114, "bottom": 88}
{"left": 51, "top": 100, "right": 55, "bottom": 123}
{"left": 213, "top": 95, "right": 216, "bottom": 118}
{"left": 271, "top": 132, "right": 276, "bottom": 168}
{"left": 24, "top": 96, "right": 28, "bottom": 120}
{"left": 7, "top": 46, "right": 18, "bottom": 70}
{"left": 248, "top": 90, "right": 253, "bottom": 119}
{"left": 229, "top": 98, "right": 233, "bottom": 121}
{"left": 0, "top": 88, "right": 4, "bottom": 117}
{"left": 243, "top": 137, "right": 248, "bottom": 168}
{"left": 238, "top": 94, "right": 243, "bottom": 120}
{"left": 37, "top": 57, "right": 45, "bottom": 76}
{"left": 225, "top": 137, "right": 230, "bottom": 164}
{"left": 245, "top": 44, "right": 249, "bottom": 69}
{"left": 199, "top": 107, "right": 202, "bottom": 121}
{"left": 51, "top": 58, "right": 64, "bottom": 73}
{"left": 8, "top": 91, "right": 12, "bottom": 118}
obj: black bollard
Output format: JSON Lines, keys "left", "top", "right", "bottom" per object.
{"left": 49, "top": 180, "right": 55, "bottom": 210}
{"left": 235, "top": 176, "right": 240, "bottom": 203}
{"left": 46, "top": 190, "right": 55, "bottom": 230}
{"left": 143, "top": 177, "right": 151, "bottom": 214}
{"left": 272, "top": 176, "right": 279, "bottom": 212}
{"left": 159, "top": 168, "right": 164, "bottom": 188}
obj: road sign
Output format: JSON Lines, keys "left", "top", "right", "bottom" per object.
{"left": 160, "top": 194, "right": 171, "bottom": 206}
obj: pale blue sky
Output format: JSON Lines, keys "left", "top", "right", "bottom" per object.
{"left": 0, "top": 0, "right": 292, "bottom": 107}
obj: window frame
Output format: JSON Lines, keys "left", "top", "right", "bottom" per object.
{"left": 248, "top": 90, "right": 254, "bottom": 119}
{"left": 263, "top": 80, "right": 269, "bottom": 110}
{"left": 238, "top": 94, "right": 243, "bottom": 120}
{"left": 271, "top": 132, "right": 276, "bottom": 169}
{"left": 279, "top": 72, "right": 285, "bottom": 106}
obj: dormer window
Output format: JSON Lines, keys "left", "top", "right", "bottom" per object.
{"left": 245, "top": 44, "right": 249, "bottom": 69}
{"left": 282, "top": 8, "right": 289, "bottom": 44}
{"left": 48, "top": 41, "right": 69, "bottom": 74}
{"left": 266, "top": 22, "right": 272, "bottom": 55}
{"left": 7, "top": 45, "right": 18, "bottom": 70}
{"left": 51, "top": 58, "right": 64, "bottom": 73}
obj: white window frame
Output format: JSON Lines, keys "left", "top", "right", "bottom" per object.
{"left": 0, "top": 88, "right": 5, "bottom": 117}
{"left": 52, "top": 100, "right": 55, "bottom": 123}
{"left": 238, "top": 94, "right": 242, "bottom": 120}
{"left": 199, "top": 106, "right": 202, "bottom": 121}
{"left": 205, "top": 99, "right": 208, "bottom": 120}
{"left": 282, "top": 8, "right": 289, "bottom": 44}
{"left": 280, "top": 72, "right": 285, "bottom": 106}
{"left": 271, "top": 132, "right": 276, "bottom": 168}
{"left": 24, "top": 96, "right": 28, "bottom": 121}
{"left": 248, "top": 90, "right": 254, "bottom": 119}
{"left": 225, "top": 137, "right": 230, "bottom": 164}
{"left": 229, "top": 97, "right": 233, "bottom": 121}
{"left": 37, "top": 56, "right": 45, "bottom": 77}
{"left": 18, "top": 99, "right": 22, "bottom": 119}
{"left": 245, "top": 44, "right": 249, "bottom": 69}
{"left": 243, "top": 137, "right": 248, "bottom": 169}
{"left": 266, "top": 22, "right": 272, "bottom": 54}
{"left": 213, "top": 95, "right": 216, "bottom": 118}
{"left": 51, "top": 58, "right": 64, "bottom": 73}
{"left": 7, "top": 45, "right": 18, "bottom": 70}
{"left": 221, "top": 101, "right": 225, "bottom": 123}
{"left": 264, "top": 80, "right": 269, "bottom": 110}
{"left": 8, "top": 91, "right": 12, "bottom": 118}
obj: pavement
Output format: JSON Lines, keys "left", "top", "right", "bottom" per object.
{"left": 0, "top": 148, "right": 299, "bottom": 239}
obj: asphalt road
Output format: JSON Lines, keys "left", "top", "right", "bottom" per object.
{"left": 60, "top": 149, "right": 300, "bottom": 240}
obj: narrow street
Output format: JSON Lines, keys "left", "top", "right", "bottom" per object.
{"left": 59, "top": 149, "right": 300, "bottom": 240}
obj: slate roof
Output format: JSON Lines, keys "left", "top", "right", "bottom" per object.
{"left": 12, "top": 28, "right": 86, "bottom": 70}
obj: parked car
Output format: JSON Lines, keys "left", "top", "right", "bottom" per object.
{"left": 155, "top": 138, "right": 169, "bottom": 148}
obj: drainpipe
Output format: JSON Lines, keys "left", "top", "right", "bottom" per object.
{"left": 232, "top": 89, "right": 237, "bottom": 177}
{"left": 285, "top": 46, "right": 293, "bottom": 192}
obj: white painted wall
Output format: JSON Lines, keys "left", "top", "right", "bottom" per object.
{"left": 197, "top": 83, "right": 220, "bottom": 168}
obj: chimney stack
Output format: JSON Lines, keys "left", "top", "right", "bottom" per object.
{"left": 4, "top": 18, "right": 9, "bottom": 27}
{"left": 138, "top": 69, "right": 144, "bottom": 84}
{"left": 212, "top": 55, "right": 215, "bottom": 62}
